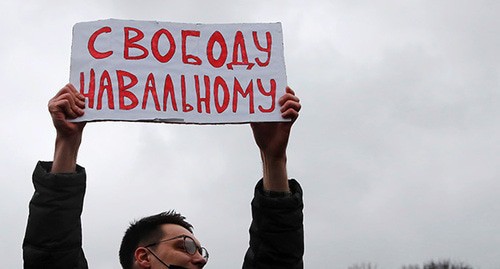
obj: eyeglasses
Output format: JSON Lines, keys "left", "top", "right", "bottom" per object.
{"left": 146, "top": 235, "right": 209, "bottom": 260}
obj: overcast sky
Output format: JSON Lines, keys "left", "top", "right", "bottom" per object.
{"left": 1, "top": 0, "right": 500, "bottom": 268}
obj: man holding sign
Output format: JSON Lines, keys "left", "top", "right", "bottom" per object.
{"left": 23, "top": 20, "right": 303, "bottom": 269}
{"left": 23, "top": 83, "right": 302, "bottom": 269}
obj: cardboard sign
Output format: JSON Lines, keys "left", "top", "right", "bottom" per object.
{"left": 70, "top": 19, "right": 288, "bottom": 123}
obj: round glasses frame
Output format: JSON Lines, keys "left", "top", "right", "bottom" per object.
{"left": 145, "top": 234, "right": 209, "bottom": 260}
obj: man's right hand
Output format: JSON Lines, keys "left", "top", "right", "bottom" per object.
{"left": 48, "top": 83, "right": 86, "bottom": 138}
{"left": 48, "top": 84, "right": 86, "bottom": 173}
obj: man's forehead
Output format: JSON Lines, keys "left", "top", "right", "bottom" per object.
{"left": 160, "top": 223, "right": 202, "bottom": 245}
{"left": 161, "top": 224, "right": 193, "bottom": 237}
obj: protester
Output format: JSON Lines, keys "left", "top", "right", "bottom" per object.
{"left": 23, "top": 83, "right": 303, "bottom": 269}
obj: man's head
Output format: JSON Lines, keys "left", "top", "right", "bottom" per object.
{"left": 119, "top": 211, "right": 207, "bottom": 269}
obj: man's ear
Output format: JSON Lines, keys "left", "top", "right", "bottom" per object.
{"left": 134, "top": 247, "right": 151, "bottom": 268}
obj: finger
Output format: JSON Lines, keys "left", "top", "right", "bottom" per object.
{"left": 280, "top": 97, "right": 301, "bottom": 121}
{"left": 63, "top": 87, "right": 85, "bottom": 115}
{"left": 49, "top": 87, "right": 78, "bottom": 113}
{"left": 74, "top": 93, "right": 86, "bottom": 109}
{"left": 279, "top": 87, "right": 300, "bottom": 106}
{"left": 53, "top": 84, "right": 84, "bottom": 105}
{"left": 53, "top": 84, "right": 74, "bottom": 99}
{"left": 50, "top": 93, "right": 84, "bottom": 118}
{"left": 280, "top": 98, "right": 301, "bottom": 113}
{"left": 65, "top": 84, "right": 86, "bottom": 107}
{"left": 50, "top": 98, "right": 79, "bottom": 119}
{"left": 67, "top": 83, "right": 77, "bottom": 92}
{"left": 67, "top": 83, "right": 86, "bottom": 102}
{"left": 279, "top": 94, "right": 299, "bottom": 107}
{"left": 281, "top": 108, "right": 299, "bottom": 121}
{"left": 75, "top": 98, "right": 86, "bottom": 110}
{"left": 66, "top": 84, "right": 86, "bottom": 110}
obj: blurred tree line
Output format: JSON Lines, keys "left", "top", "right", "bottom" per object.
{"left": 348, "top": 260, "right": 474, "bottom": 269}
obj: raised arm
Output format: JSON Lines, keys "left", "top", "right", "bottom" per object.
{"left": 250, "top": 86, "right": 301, "bottom": 192}
{"left": 244, "top": 86, "right": 304, "bottom": 269}
{"left": 23, "top": 84, "right": 89, "bottom": 269}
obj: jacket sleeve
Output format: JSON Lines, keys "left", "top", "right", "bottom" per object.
{"left": 243, "top": 179, "right": 304, "bottom": 269}
{"left": 23, "top": 161, "right": 88, "bottom": 269}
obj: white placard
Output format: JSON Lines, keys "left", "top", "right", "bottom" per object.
{"left": 70, "top": 19, "right": 288, "bottom": 124}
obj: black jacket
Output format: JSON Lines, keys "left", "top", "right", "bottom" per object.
{"left": 23, "top": 161, "right": 304, "bottom": 268}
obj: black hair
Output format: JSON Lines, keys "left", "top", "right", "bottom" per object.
{"left": 119, "top": 210, "right": 193, "bottom": 269}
